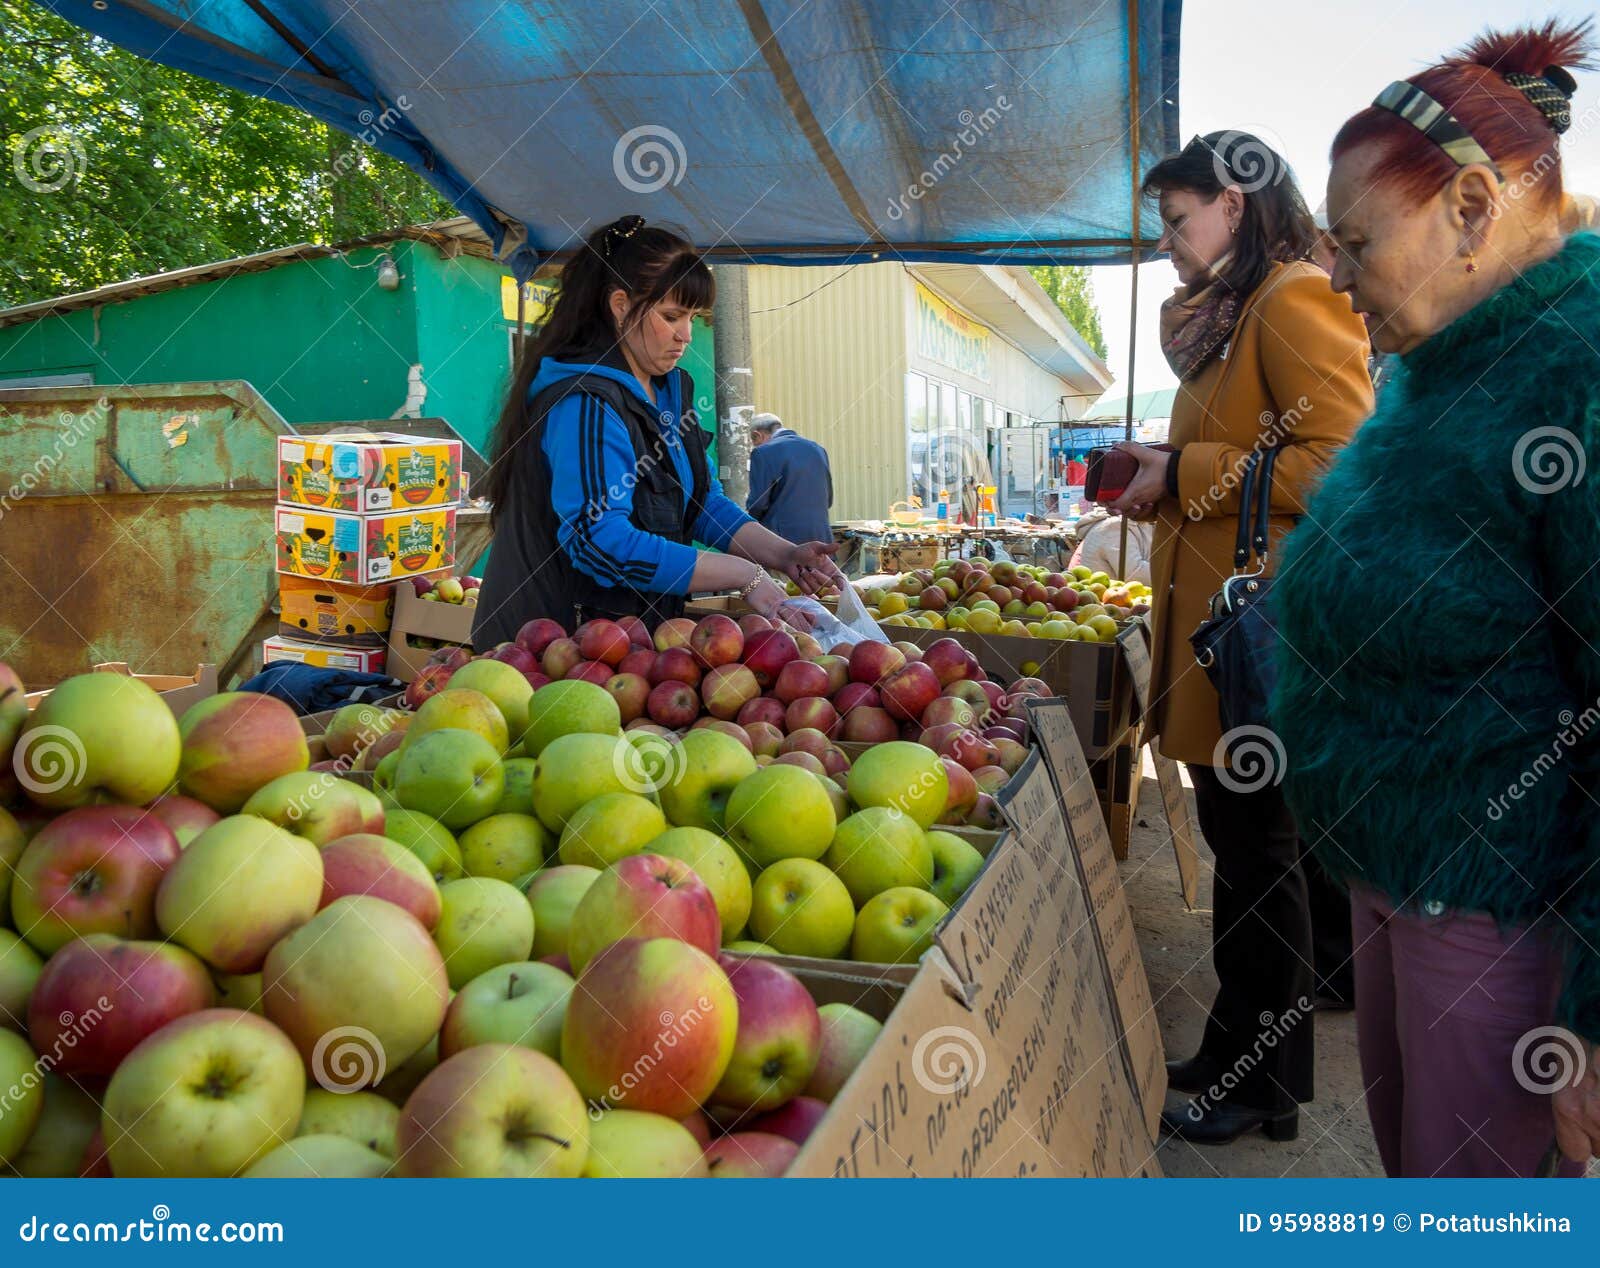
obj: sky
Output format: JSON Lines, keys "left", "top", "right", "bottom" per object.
{"left": 1087, "top": 0, "right": 1600, "bottom": 400}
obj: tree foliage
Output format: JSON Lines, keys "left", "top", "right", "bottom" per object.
{"left": 1027, "top": 265, "right": 1107, "bottom": 361}
{"left": 0, "top": 0, "right": 453, "bottom": 307}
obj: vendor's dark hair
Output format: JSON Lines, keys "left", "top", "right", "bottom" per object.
{"left": 1141, "top": 132, "right": 1317, "bottom": 296}
{"left": 482, "top": 217, "right": 714, "bottom": 516}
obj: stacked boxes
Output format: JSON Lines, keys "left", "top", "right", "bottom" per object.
{"left": 266, "top": 432, "right": 464, "bottom": 673}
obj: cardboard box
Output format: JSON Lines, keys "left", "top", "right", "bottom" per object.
{"left": 262, "top": 637, "right": 386, "bottom": 674}
{"left": 681, "top": 594, "right": 838, "bottom": 618}
{"left": 277, "top": 575, "right": 395, "bottom": 645}
{"left": 277, "top": 432, "right": 464, "bottom": 513}
{"left": 385, "top": 586, "right": 476, "bottom": 682}
{"left": 275, "top": 504, "right": 456, "bottom": 586}
{"left": 25, "top": 662, "right": 217, "bottom": 717}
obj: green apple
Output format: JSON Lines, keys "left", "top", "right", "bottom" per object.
{"left": 241, "top": 772, "right": 384, "bottom": 845}
{"left": 439, "top": 960, "right": 572, "bottom": 1060}
{"left": 243, "top": 1134, "right": 391, "bottom": 1177}
{"left": 748, "top": 859, "right": 854, "bottom": 958}
{"left": 15, "top": 671, "right": 179, "bottom": 808}
{"left": 725, "top": 940, "right": 776, "bottom": 955}
{"left": 583, "top": 1109, "right": 708, "bottom": 1178}
{"left": 925, "top": 830, "right": 986, "bottom": 905}
{"left": 296, "top": 1088, "right": 399, "bottom": 1159}
{"left": 447, "top": 659, "right": 535, "bottom": 739}
{"left": 520, "top": 865, "right": 600, "bottom": 959}
{"left": 558, "top": 792, "right": 666, "bottom": 869}
{"left": 0, "top": 1029, "right": 44, "bottom": 1164}
{"left": 459, "top": 813, "right": 550, "bottom": 881}
{"left": 529, "top": 733, "right": 632, "bottom": 832}
{"left": 846, "top": 741, "right": 949, "bottom": 829}
{"left": 724, "top": 764, "right": 838, "bottom": 869}
{"left": 393, "top": 728, "right": 505, "bottom": 830}
{"left": 824, "top": 808, "right": 933, "bottom": 907}
{"left": 804, "top": 1002, "right": 884, "bottom": 1101}
{"left": 640, "top": 826, "right": 752, "bottom": 945}
{"left": 404, "top": 687, "right": 510, "bottom": 754}
{"left": 523, "top": 679, "right": 621, "bottom": 755}
{"left": 851, "top": 887, "right": 949, "bottom": 964}
{"left": 658, "top": 729, "right": 757, "bottom": 833}
{"left": 0, "top": 929, "right": 43, "bottom": 1032}
{"left": 212, "top": 971, "right": 262, "bottom": 1015}
{"left": 101, "top": 1008, "right": 305, "bottom": 1177}
{"left": 374, "top": 1032, "right": 437, "bottom": 1108}
{"left": 433, "top": 877, "right": 535, "bottom": 988}
{"left": 381, "top": 809, "right": 462, "bottom": 883}
{"left": 494, "top": 757, "right": 537, "bottom": 815}
{"left": 2, "top": 1073, "right": 98, "bottom": 1176}
{"left": 816, "top": 775, "right": 849, "bottom": 823}
{"left": 0, "top": 806, "right": 22, "bottom": 917}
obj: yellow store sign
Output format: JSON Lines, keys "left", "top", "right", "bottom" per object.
{"left": 915, "top": 283, "right": 991, "bottom": 382}
{"left": 500, "top": 276, "right": 558, "bottom": 325}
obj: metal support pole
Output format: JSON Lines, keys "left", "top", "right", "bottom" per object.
{"left": 1117, "top": 0, "right": 1143, "bottom": 581}
{"left": 712, "top": 263, "right": 754, "bottom": 506}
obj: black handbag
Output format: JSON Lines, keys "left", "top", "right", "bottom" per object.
{"left": 1189, "top": 446, "right": 1284, "bottom": 740}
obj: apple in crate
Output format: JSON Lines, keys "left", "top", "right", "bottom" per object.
{"left": 1, "top": 928, "right": 43, "bottom": 1029}
{"left": 645, "top": 826, "right": 753, "bottom": 947}
{"left": 515, "top": 617, "right": 567, "bottom": 657}
{"left": 323, "top": 703, "right": 407, "bottom": 764}
{"left": 825, "top": 807, "right": 933, "bottom": 907}
{"left": 783, "top": 696, "right": 838, "bottom": 737}
{"left": 938, "top": 758, "right": 979, "bottom": 823}
{"left": 840, "top": 705, "right": 898, "bottom": 744}
{"left": 847, "top": 741, "right": 948, "bottom": 829}
{"left": 805, "top": 1003, "right": 884, "bottom": 1101}
{"left": 603, "top": 672, "right": 651, "bottom": 724}
{"left": 176, "top": 692, "right": 309, "bottom": 812}
{"left": 738, "top": 613, "right": 774, "bottom": 639}
{"left": 969, "top": 793, "right": 1004, "bottom": 830}
{"left": 750, "top": 1095, "right": 830, "bottom": 1145}
{"left": 392, "top": 729, "right": 505, "bottom": 831}
{"left": 741, "top": 629, "right": 798, "bottom": 687}
{"left": 693, "top": 719, "right": 753, "bottom": 751}
{"left": 647, "top": 680, "right": 700, "bottom": 729}
{"left": 848, "top": 641, "right": 905, "bottom": 687}
{"left": 566, "top": 854, "right": 721, "bottom": 972}
{"left": 578, "top": 619, "right": 632, "bottom": 667}
{"left": 704, "top": 1131, "right": 798, "bottom": 1178}
{"left": 833, "top": 682, "right": 880, "bottom": 714}
{"left": 735, "top": 695, "right": 786, "bottom": 729}
{"left": 711, "top": 954, "right": 822, "bottom": 1111}
{"left": 941, "top": 680, "right": 990, "bottom": 713}
{"left": 690, "top": 614, "right": 744, "bottom": 669}
{"left": 926, "top": 830, "right": 986, "bottom": 905}
{"left": 404, "top": 662, "right": 455, "bottom": 710}
{"left": 529, "top": 733, "right": 632, "bottom": 832}
{"left": 880, "top": 662, "right": 941, "bottom": 723}
{"left": 0, "top": 1030, "right": 43, "bottom": 1163}
{"left": 439, "top": 960, "right": 572, "bottom": 1061}
{"left": 649, "top": 646, "right": 701, "bottom": 688}
{"left": 523, "top": 678, "right": 621, "bottom": 755}
{"left": 617, "top": 615, "right": 652, "bottom": 649}
{"left": 773, "top": 660, "right": 828, "bottom": 705}
{"left": 747, "top": 859, "right": 854, "bottom": 958}
{"left": 584, "top": 1109, "right": 708, "bottom": 1178}
{"left": 433, "top": 877, "right": 536, "bottom": 989}
{"left": 320, "top": 833, "right": 442, "bottom": 929}
{"left": 702, "top": 664, "right": 760, "bottom": 721}
{"left": 744, "top": 720, "right": 783, "bottom": 757}
{"left": 487, "top": 643, "right": 539, "bottom": 674}
{"left": 656, "top": 729, "right": 756, "bottom": 833}
{"left": 523, "top": 864, "right": 600, "bottom": 960}
{"left": 244, "top": 1135, "right": 391, "bottom": 1178}
{"left": 297, "top": 1087, "right": 400, "bottom": 1159}
{"left": 652, "top": 617, "right": 696, "bottom": 652}
{"left": 242, "top": 772, "right": 385, "bottom": 845}
{"left": 921, "top": 696, "right": 977, "bottom": 732}
{"left": 920, "top": 637, "right": 972, "bottom": 686}
{"left": 851, "top": 887, "right": 950, "bottom": 964}
{"left": 540, "top": 637, "right": 583, "bottom": 680}
{"left": 724, "top": 764, "right": 838, "bottom": 867}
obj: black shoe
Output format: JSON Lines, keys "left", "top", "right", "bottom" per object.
{"left": 1160, "top": 1098, "right": 1299, "bottom": 1145}
{"left": 1165, "top": 1055, "right": 1222, "bottom": 1094}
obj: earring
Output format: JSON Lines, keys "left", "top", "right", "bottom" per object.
{"left": 1465, "top": 249, "right": 1478, "bottom": 274}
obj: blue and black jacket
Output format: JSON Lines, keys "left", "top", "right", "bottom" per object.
{"left": 473, "top": 344, "right": 751, "bottom": 649}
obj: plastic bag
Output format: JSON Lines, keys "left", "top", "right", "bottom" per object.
{"left": 779, "top": 586, "right": 888, "bottom": 648}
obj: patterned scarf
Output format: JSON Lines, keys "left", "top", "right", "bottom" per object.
{"left": 1159, "top": 253, "right": 1243, "bottom": 382}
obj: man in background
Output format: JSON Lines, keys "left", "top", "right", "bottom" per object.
{"left": 746, "top": 413, "right": 833, "bottom": 545}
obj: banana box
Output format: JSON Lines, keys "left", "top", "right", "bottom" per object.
{"left": 261, "top": 636, "right": 387, "bottom": 673}
{"left": 277, "top": 432, "right": 463, "bottom": 513}
{"left": 276, "top": 504, "right": 456, "bottom": 585}
{"left": 277, "top": 575, "right": 395, "bottom": 646}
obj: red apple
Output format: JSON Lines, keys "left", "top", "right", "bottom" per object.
{"left": 744, "top": 721, "right": 784, "bottom": 758}
{"left": 749, "top": 1095, "right": 829, "bottom": 1145}
{"left": 813, "top": 655, "right": 849, "bottom": 697}
{"left": 938, "top": 758, "right": 979, "bottom": 822}
{"left": 617, "top": 615, "right": 653, "bottom": 649}
{"left": 821, "top": 747, "right": 850, "bottom": 778}
{"left": 1009, "top": 676, "right": 1050, "bottom": 698}
{"left": 983, "top": 719, "right": 1028, "bottom": 743}
{"left": 647, "top": 681, "right": 701, "bottom": 729}
{"left": 941, "top": 680, "right": 989, "bottom": 712}
{"left": 977, "top": 680, "right": 1007, "bottom": 714}
{"left": 919, "top": 585, "right": 946, "bottom": 611}
{"left": 832, "top": 682, "right": 880, "bottom": 715}
{"left": 690, "top": 615, "right": 744, "bottom": 669}
{"left": 410, "top": 576, "right": 435, "bottom": 597}
{"left": 773, "top": 660, "right": 829, "bottom": 705}
{"left": 604, "top": 673, "right": 652, "bottom": 724}
{"left": 738, "top": 614, "right": 774, "bottom": 639}
{"left": 488, "top": 643, "right": 539, "bottom": 673}
{"left": 969, "top": 793, "right": 1003, "bottom": 830}
{"left": 404, "top": 663, "right": 454, "bottom": 710}
{"left": 848, "top": 641, "right": 905, "bottom": 686}
{"left": 141, "top": 794, "right": 220, "bottom": 848}
{"left": 735, "top": 696, "right": 787, "bottom": 730}
{"left": 840, "top": 705, "right": 898, "bottom": 743}
{"left": 319, "top": 833, "right": 442, "bottom": 929}
{"left": 617, "top": 648, "right": 656, "bottom": 678}
{"left": 541, "top": 638, "right": 583, "bottom": 680}
{"left": 702, "top": 664, "right": 760, "bottom": 721}
{"left": 566, "top": 660, "right": 614, "bottom": 687}
{"left": 1052, "top": 588, "right": 1081, "bottom": 612}
{"left": 741, "top": 630, "right": 798, "bottom": 688}
{"left": 515, "top": 618, "right": 567, "bottom": 657}
{"left": 920, "top": 638, "right": 971, "bottom": 687}
{"left": 920, "top": 696, "right": 977, "bottom": 731}
{"left": 567, "top": 854, "right": 722, "bottom": 972}
{"left": 652, "top": 618, "right": 697, "bottom": 652}
{"left": 692, "top": 719, "right": 754, "bottom": 752}
{"left": 772, "top": 751, "right": 825, "bottom": 777}
{"left": 522, "top": 670, "right": 552, "bottom": 692}
{"left": 880, "top": 662, "right": 941, "bottom": 723}
{"left": 950, "top": 731, "right": 1003, "bottom": 772}
{"left": 704, "top": 1132, "right": 797, "bottom": 1178}
{"left": 784, "top": 697, "right": 839, "bottom": 737}
{"left": 579, "top": 619, "right": 631, "bottom": 667}
{"left": 972, "top": 765, "right": 1009, "bottom": 794}
{"left": 778, "top": 728, "right": 831, "bottom": 760}
{"left": 890, "top": 641, "right": 924, "bottom": 662}
{"left": 710, "top": 955, "right": 821, "bottom": 1111}
{"left": 792, "top": 632, "right": 824, "bottom": 661}
{"left": 176, "top": 693, "right": 310, "bottom": 813}
{"left": 649, "top": 647, "right": 702, "bottom": 688}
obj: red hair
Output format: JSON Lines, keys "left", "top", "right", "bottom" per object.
{"left": 1331, "top": 19, "right": 1595, "bottom": 213}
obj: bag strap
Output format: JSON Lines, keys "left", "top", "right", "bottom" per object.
{"left": 1252, "top": 445, "right": 1279, "bottom": 564}
{"left": 1231, "top": 450, "right": 1261, "bottom": 571}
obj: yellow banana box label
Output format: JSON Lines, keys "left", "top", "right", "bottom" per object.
{"left": 278, "top": 433, "right": 463, "bottom": 513}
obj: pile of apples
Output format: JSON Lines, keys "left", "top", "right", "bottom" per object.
{"left": 409, "top": 574, "right": 479, "bottom": 606}
{"left": 862, "top": 558, "right": 1151, "bottom": 642}
{"left": 411, "top": 612, "right": 1043, "bottom": 831}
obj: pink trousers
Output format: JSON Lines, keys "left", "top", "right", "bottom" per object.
{"left": 1351, "top": 884, "right": 1584, "bottom": 1177}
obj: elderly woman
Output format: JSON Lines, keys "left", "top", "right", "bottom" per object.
{"left": 1273, "top": 20, "right": 1600, "bottom": 1176}
{"left": 1108, "top": 135, "right": 1374, "bottom": 1145}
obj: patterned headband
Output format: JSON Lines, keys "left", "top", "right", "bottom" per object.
{"left": 1372, "top": 81, "right": 1502, "bottom": 179}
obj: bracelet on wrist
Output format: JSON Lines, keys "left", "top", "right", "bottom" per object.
{"left": 737, "top": 570, "right": 766, "bottom": 602}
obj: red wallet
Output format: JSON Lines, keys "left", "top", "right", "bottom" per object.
{"left": 1084, "top": 444, "right": 1175, "bottom": 503}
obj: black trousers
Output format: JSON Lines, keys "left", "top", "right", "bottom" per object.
{"left": 1186, "top": 765, "right": 1320, "bottom": 1113}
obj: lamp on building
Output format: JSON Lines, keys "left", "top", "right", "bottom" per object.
{"left": 376, "top": 254, "right": 401, "bottom": 291}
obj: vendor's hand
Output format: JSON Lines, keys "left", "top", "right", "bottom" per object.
{"left": 1552, "top": 1042, "right": 1600, "bottom": 1163}
{"left": 745, "top": 574, "right": 808, "bottom": 626}
{"left": 782, "top": 540, "right": 845, "bottom": 595}
{"left": 1107, "top": 442, "right": 1170, "bottom": 517}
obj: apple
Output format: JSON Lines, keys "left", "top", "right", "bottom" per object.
{"left": 612, "top": 614, "right": 649, "bottom": 648}
{"left": 846, "top": 741, "right": 948, "bottom": 829}
{"left": 578, "top": 619, "right": 631, "bottom": 667}
{"left": 397, "top": 1044, "right": 590, "bottom": 1177}
{"left": 942, "top": 680, "right": 991, "bottom": 713}
{"left": 711, "top": 955, "right": 821, "bottom": 1110}
{"left": 921, "top": 695, "right": 977, "bottom": 731}
{"left": 530, "top": 733, "right": 633, "bottom": 832}
{"left": 970, "top": 765, "right": 1009, "bottom": 796}
{"left": 737, "top": 613, "right": 775, "bottom": 639}
{"left": 440, "top": 960, "right": 572, "bottom": 1060}
{"left": 657, "top": 729, "right": 757, "bottom": 833}
{"left": 12, "top": 805, "right": 182, "bottom": 955}
{"left": 567, "top": 854, "right": 721, "bottom": 972}
{"left": 382, "top": 809, "right": 462, "bottom": 884}
{"left": 689, "top": 614, "right": 744, "bottom": 669}
{"left": 702, "top": 664, "right": 760, "bottom": 721}
{"left": 3, "top": 1073, "right": 98, "bottom": 1177}
{"left": 851, "top": 887, "right": 949, "bottom": 963}
{"left": 703, "top": 1131, "right": 798, "bottom": 1177}
{"left": 992, "top": 737, "right": 1028, "bottom": 775}
{"left": 0, "top": 807, "right": 24, "bottom": 910}
{"left": 523, "top": 678, "right": 621, "bottom": 755}
{"left": 449, "top": 660, "right": 535, "bottom": 740}
{"left": 592, "top": 674, "right": 648, "bottom": 734}
{"left": 0, "top": 929, "right": 43, "bottom": 1032}
{"left": 374, "top": 1032, "right": 438, "bottom": 1108}
{"left": 515, "top": 618, "right": 567, "bottom": 657}
{"left": 743, "top": 720, "right": 783, "bottom": 758}
{"left": 647, "top": 680, "right": 700, "bottom": 729}
{"left": 155, "top": 815, "right": 323, "bottom": 973}
{"left": 0, "top": 1030, "right": 43, "bottom": 1164}
{"left": 840, "top": 705, "right": 898, "bottom": 744}
{"left": 938, "top": 758, "right": 979, "bottom": 823}
{"left": 101, "top": 1008, "right": 304, "bottom": 1177}
{"left": 773, "top": 751, "right": 825, "bottom": 777}
{"left": 328, "top": 705, "right": 407, "bottom": 766}
{"left": 0, "top": 661, "right": 24, "bottom": 761}
{"left": 741, "top": 629, "right": 799, "bottom": 687}
{"left": 693, "top": 719, "right": 753, "bottom": 752}
{"left": 832, "top": 682, "right": 880, "bottom": 714}
{"left": 891, "top": 641, "right": 924, "bottom": 662}
{"left": 213, "top": 970, "right": 263, "bottom": 1014}
{"left": 584, "top": 1109, "right": 708, "bottom": 1178}
{"left": 404, "top": 662, "right": 455, "bottom": 710}
{"left": 175, "top": 692, "right": 309, "bottom": 812}
{"left": 821, "top": 747, "right": 850, "bottom": 778}
{"left": 968, "top": 793, "right": 1004, "bottom": 830}
{"left": 779, "top": 727, "right": 831, "bottom": 760}
{"left": 242, "top": 772, "right": 384, "bottom": 845}
{"left": 429, "top": 645, "right": 473, "bottom": 671}
{"left": 28, "top": 934, "right": 214, "bottom": 1076}
{"left": 406, "top": 687, "right": 510, "bottom": 754}
{"left": 320, "top": 833, "right": 443, "bottom": 928}
{"left": 977, "top": 679, "right": 1007, "bottom": 715}
{"left": 785, "top": 696, "right": 840, "bottom": 737}
{"left": 724, "top": 764, "right": 838, "bottom": 868}
{"left": 825, "top": 807, "right": 934, "bottom": 906}
{"left": 919, "top": 638, "right": 970, "bottom": 687}
{"left": 560, "top": 937, "right": 738, "bottom": 1116}
{"left": 817, "top": 775, "right": 850, "bottom": 823}
{"left": 880, "top": 662, "right": 941, "bottom": 723}
{"left": 493, "top": 757, "right": 537, "bottom": 815}
{"left": 616, "top": 648, "right": 656, "bottom": 680}
{"left": 640, "top": 826, "right": 753, "bottom": 946}
{"left": 15, "top": 672, "right": 180, "bottom": 809}
{"left": 557, "top": 792, "right": 667, "bottom": 869}
{"left": 749, "top": 1095, "right": 830, "bottom": 1144}
{"left": 805, "top": 1003, "right": 883, "bottom": 1101}
{"left": 522, "top": 865, "right": 600, "bottom": 959}
{"left": 432, "top": 877, "right": 536, "bottom": 988}
{"left": 649, "top": 646, "right": 702, "bottom": 689}
{"left": 392, "top": 729, "right": 504, "bottom": 830}
{"left": 944, "top": 730, "right": 1003, "bottom": 773}
{"left": 537, "top": 637, "right": 579, "bottom": 680}
{"left": 243, "top": 1134, "right": 391, "bottom": 1178}
{"left": 774, "top": 660, "right": 829, "bottom": 704}
{"left": 747, "top": 859, "right": 854, "bottom": 958}
{"left": 735, "top": 696, "right": 786, "bottom": 730}
{"left": 487, "top": 643, "right": 539, "bottom": 674}
{"left": 297, "top": 1087, "right": 399, "bottom": 1158}
{"left": 458, "top": 812, "right": 549, "bottom": 882}
{"left": 926, "top": 830, "right": 986, "bottom": 905}
{"left": 847, "top": 641, "right": 905, "bottom": 687}
{"left": 652, "top": 617, "right": 697, "bottom": 652}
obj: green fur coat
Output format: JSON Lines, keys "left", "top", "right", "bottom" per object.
{"left": 1273, "top": 232, "right": 1600, "bottom": 1040}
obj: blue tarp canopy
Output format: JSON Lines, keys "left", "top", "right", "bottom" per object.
{"left": 40, "top": 0, "right": 1181, "bottom": 278}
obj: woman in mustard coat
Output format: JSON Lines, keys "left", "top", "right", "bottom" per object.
{"left": 1108, "top": 133, "right": 1373, "bottom": 1144}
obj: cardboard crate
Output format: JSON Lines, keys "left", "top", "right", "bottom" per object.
{"left": 277, "top": 575, "right": 395, "bottom": 645}
{"left": 385, "top": 586, "right": 476, "bottom": 682}
{"left": 24, "top": 662, "right": 217, "bottom": 717}
{"left": 278, "top": 432, "right": 464, "bottom": 513}
{"left": 275, "top": 504, "right": 456, "bottom": 586}
{"left": 681, "top": 593, "right": 839, "bottom": 618}
{"left": 262, "top": 636, "right": 387, "bottom": 674}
